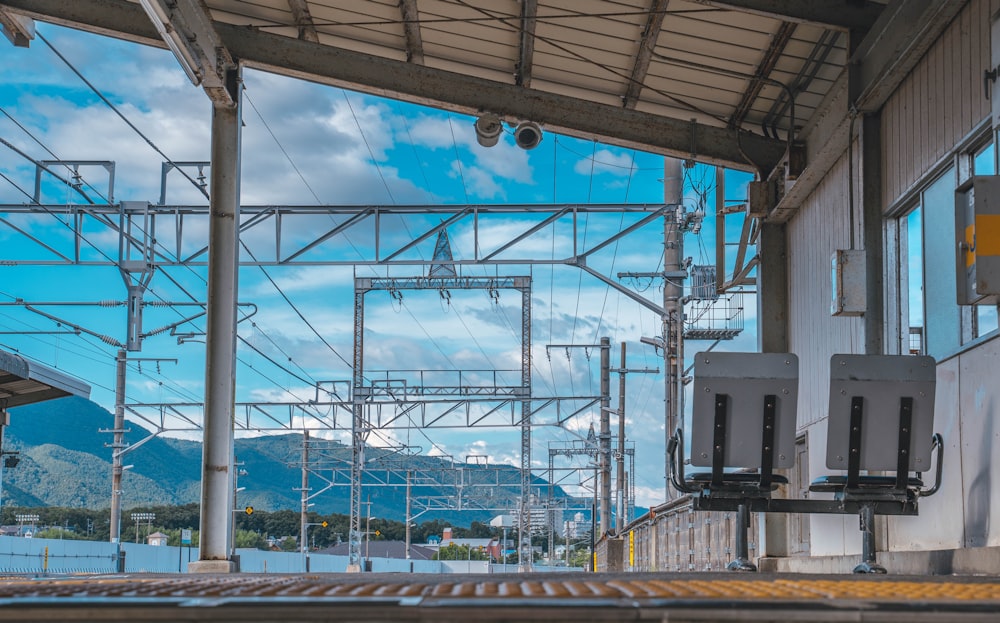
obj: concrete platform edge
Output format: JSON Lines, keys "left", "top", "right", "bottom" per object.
{"left": 758, "top": 545, "right": 1000, "bottom": 575}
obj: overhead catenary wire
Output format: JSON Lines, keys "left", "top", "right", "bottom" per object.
{"left": 36, "top": 42, "right": 353, "bottom": 390}
{"left": 0, "top": 47, "right": 349, "bottom": 408}
{"left": 0, "top": 106, "right": 115, "bottom": 205}
{"left": 447, "top": 115, "right": 471, "bottom": 204}
{"left": 5, "top": 24, "right": 688, "bottom": 492}
{"left": 342, "top": 90, "right": 396, "bottom": 205}
{"left": 591, "top": 149, "right": 638, "bottom": 343}
{"left": 36, "top": 31, "right": 210, "bottom": 202}
{"left": 2, "top": 159, "right": 323, "bottom": 404}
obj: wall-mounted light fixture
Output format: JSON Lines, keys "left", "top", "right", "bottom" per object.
{"left": 138, "top": 0, "right": 202, "bottom": 86}
{"left": 138, "top": 0, "right": 237, "bottom": 106}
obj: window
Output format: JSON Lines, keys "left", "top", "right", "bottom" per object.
{"left": 903, "top": 207, "right": 924, "bottom": 354}
{"left": 972, "top": 143, "right": 999, "bottom": 338}
{"left": 900, "top": 139, "right": 999, "bottom": 360}
{"left": 921, "top": 168, "right": 961, "bottom": 359}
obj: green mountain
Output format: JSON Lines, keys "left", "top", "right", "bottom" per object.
{"left": 1, "top": 397, "right": 581, "bottom": 524}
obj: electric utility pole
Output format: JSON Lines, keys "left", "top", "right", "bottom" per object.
{"left": 613, "top": 342, "right": 657, "bottom": 533}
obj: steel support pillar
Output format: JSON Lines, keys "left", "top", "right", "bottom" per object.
{"left": 0, "top": 412, "right": 6, "bottom": 524}
{"left": 757, "top": 223, "right": 789, "bottom": 353}
{"left": 190, "top": 76, "right": 242, "bottom": 574}
{"left": 405, "top": 470, "right": 412, "bottom": 560}
{"left": 518, "top": 282, "right": 532, "bottom": 571}
{"left": 756, "top": 221, "right": 790, "bottom": 560}
{"left": 861, "top": 112, "right": 884, "bottom": 355}
{"left": 349, "top": 284, "right": 366, "bottom": 572}
{"left": 615, "top": 342, "right": 626, "bottom": 533}
{"left": 547, "top": 452, "right": 555, "bottom": 562}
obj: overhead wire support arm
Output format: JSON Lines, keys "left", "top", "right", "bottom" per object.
{"left": 574, "top": 263, "right": 667, "bottom": 317}
{"left": 20, "top": 304, "right": 124, "bottom": 348}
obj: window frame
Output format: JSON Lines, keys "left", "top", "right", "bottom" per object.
{"left": 888, "top": 126, "right": 999, "bottom": 362}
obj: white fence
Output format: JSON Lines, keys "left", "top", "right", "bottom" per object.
{"left": 0, "top": 537, "right": 584, "bottom": 574}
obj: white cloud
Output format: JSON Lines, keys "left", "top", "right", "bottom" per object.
{"left": 573, "top": 148, "right": 637, "bottom": 177}
{"left": 405, "top": 114, "right": 535, "bottom": 200}
{"left": 0, "top": 25, "right": 763, "bottom": 515}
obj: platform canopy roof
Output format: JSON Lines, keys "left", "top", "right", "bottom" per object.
{"left": 0, "top": 0, "right": 965, "bottom": 178}
{"left": 0, "top": 349, "right": 91, "bottom": 409}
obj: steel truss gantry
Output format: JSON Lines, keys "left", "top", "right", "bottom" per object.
{"left": 121, "top": 395, "right": 601, "bottom": 434}
{"left": 1, "top": 198, "right": 671, "bottom": 313}
{"left": 0, "top": 200, "right": 667, "bottom": 268}
{"left": 546, "top": 436, "right": 635, "bottom": 562}
{"left": 352, "top": 274, "right": 532, "bottom": 571}
{"left": 1, "top": 186, "right": 674, "bottom": 572}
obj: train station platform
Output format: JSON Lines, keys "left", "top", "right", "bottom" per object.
{"left": 0, "top": 572, "right": 998, "bottom": 622}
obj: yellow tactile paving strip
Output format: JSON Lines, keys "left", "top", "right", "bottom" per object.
{"left": 0, "top": 574, "right": 998, "bottom": 603}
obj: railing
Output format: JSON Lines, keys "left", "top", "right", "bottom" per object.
{"left": 597, "top": 495, "right": 757, "bottom": 572}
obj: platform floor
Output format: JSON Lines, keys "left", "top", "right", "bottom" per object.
{"left": 0, "top": 572, "right": 998, "bottom": 622}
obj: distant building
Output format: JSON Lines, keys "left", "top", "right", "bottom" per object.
{"left": 146, "top": 532, "right": 169, "bottom": 546}
{"left": 564, "top": 513, "right": 588, "bottom": 539}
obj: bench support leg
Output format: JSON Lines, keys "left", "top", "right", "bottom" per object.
{"left": 853, "top": 504, "right": 886, "bottom": 574}
{"left": 727, "top": 503, "right": 757, "bottom": 572}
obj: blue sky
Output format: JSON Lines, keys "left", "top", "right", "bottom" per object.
{"left": 0, "top": 22, "right": 755, "bottom": 507}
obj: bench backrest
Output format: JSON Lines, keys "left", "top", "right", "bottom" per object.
{"left": 690, "top": 352, "right": 799, "bottom": 469}
{"left": 826, "top": 354, "right": 936, "bottom": 471}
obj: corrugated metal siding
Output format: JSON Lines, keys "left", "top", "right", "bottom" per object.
{"left": 882, "top": 0, "right": 994, "bottom": 207}
{"left": 887, "top": 358, "right": 965, "bottom": 552}
{"left": 877, "top": 0, "right": 1000, "bottom": 555}
{"left": 789, "top": 0, "right": 1000, "bottom": 561}
{"left": 787, "top": 152, "right": 864, "bottom": 429}
{"left": 956, "top": 339, "right": 1000, "bottom": 548}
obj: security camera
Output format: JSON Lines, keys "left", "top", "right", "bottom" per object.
{"left": 474, "top": 114, "right": 502, "bottom": 147}
{"left": 513, "top": 121, "right": 543, "bottom": 150}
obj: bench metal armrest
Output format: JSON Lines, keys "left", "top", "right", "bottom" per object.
{"left": 918, "top": 433, "right": 944, "bottom": 498}
{"left": 668, "top": 428, "right": 698, "bottom": 494}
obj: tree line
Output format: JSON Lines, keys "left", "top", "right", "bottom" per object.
{"left": 0, "top": 504, "right": 499, "bottom": 550}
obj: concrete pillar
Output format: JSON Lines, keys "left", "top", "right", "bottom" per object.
{"left": 109, "top": 349, "right": 126, "bottom": 545}
{"left": 662, "top": 158, "right": 684, "bottom": 500}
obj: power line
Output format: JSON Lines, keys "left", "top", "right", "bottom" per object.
{"left": 2, "top": 47, "right": 348, "bottom": 401}
{"left": 592, "top": 150, "right": 638, "bottom": 342}
{"left": 36, "top": 31, "right": 210, "bottom": 201}
{"left": 0, "top": 107, "right": 110, "bottom": 204}
{"left": 342, "top": 90, "right": 396, "bottom": 205}
{"left": 447, "top": 114, "right": 470, "bottom": 204}
{"left": 243, "top": 90, "right": 324, "bottom": 205}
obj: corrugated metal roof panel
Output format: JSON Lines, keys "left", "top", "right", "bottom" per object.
{"left": 16, "top": 0, "right": 898, "bottom": 170}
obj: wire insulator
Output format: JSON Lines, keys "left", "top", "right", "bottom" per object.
{"left": 98, "top": 334, "right": 124, "bottom": 348}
